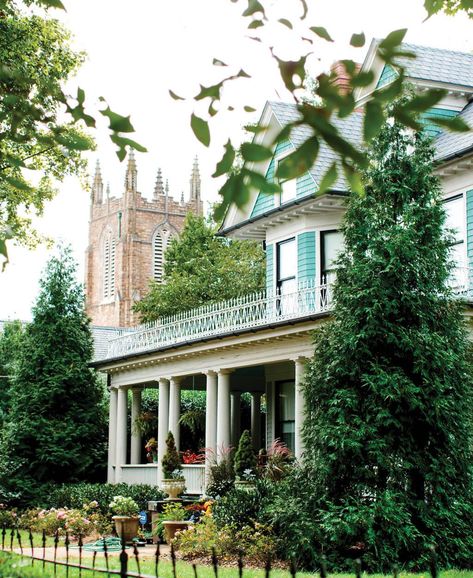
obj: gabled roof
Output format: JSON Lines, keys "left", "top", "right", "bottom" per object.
{"left": 269, "top": 101, "right": 364, "bottom": 191}
{"left": 391, "top": 42, "right": 473, "bottom": 89}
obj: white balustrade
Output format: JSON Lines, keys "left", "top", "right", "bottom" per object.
{"left": 103, "top": 280, "right": 332, "bottom": 360}
{"left": 116, "top": 464, "right": 205, "bottom": 496}
{"left": 100, "top": 271, "right": 472, "bottom": 362}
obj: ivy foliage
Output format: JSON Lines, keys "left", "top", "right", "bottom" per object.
{"left": 302, "top": 117, "right": 473, "bottom": 569}
{"left": 0, "top": 246, "right": 107, "bottom": 501}
{"left": 133, "top": 213, "right": 266, "bottom": 322}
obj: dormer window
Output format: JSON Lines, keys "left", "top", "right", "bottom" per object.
{"left": 278, "top": 159, "right": 297, "bottom": 204}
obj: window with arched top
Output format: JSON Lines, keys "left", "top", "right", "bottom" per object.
{"left": 103, "top": 231, "right": 116, "bottom": 300}
{"left": 152, "top": 226, "right": 174, "bottom": 282}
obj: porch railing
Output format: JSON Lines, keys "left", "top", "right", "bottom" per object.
{"left": 104, "top": 280, "right": 332, "bottom": 360}
{"left": 101, "top": 268, "right": 473, "bottom": 361}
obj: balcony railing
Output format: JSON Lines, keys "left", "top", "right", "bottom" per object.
{"left": 101, "top": 268, "right": 473, "bottom": 361}
{"left": 104, "top": 279, "right": 332, "bottom": 360}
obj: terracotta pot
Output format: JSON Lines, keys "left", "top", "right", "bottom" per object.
{"left": 161, "top": 479, "right": 186, "bottom": 499}
{"left": 162, "top": 520, "right": 193, "bottom": 543}
{"left": 112, "top": 515, "right": 140, "bottom": 542}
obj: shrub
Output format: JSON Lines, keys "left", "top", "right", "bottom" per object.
{"left": 234, "top": 430, "right": 256, "bottom": 479}
{"left": 161, "top": 432, "right": 182, "bottom": 479}
{"left": 173, "top": 516, "right": 278, "bottom": 563}
{"left": 34, "top": 483, "right": 164, "bottom": 513}
{"left": 206, "top": 446, "right": 234, "bottom": 498}
{"left": 153, "top": 502, "right": 189, "bottom": 540}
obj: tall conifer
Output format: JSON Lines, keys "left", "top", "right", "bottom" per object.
{"left": 2, "top": 246, "right": 106, "bottom": 500}
{"left": 303, "top": 120, "right": 473, "bottom": 568}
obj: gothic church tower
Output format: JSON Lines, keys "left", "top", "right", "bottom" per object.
{"left": 85, "top": 152, "right": 203, "bottom": 327}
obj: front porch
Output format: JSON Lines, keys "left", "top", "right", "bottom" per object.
{"left": 103, "top": 321, "right": 319, "bottom": 496}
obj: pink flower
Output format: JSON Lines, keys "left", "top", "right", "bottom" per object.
{"left": 56, "top": 510, "right": 67, "bottom": 520}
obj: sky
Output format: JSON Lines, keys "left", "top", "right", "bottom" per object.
{"left": 1, "top": 0, "right": 473, "bottom": 320}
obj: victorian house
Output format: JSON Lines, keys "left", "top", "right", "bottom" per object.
{"left": 92, "top": 40, "right": 473, "bottom": 495}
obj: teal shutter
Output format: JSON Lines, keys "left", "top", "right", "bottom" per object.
{"left": 266, "top": 243, "right": 274, "bottom": 294}
{"left": 466, "top": 190, "right": 473, "bottom": 292}
{"left": 297, "top": 232, "right": 316, "bottom": 285}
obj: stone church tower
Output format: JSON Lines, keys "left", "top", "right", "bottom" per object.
{"left": 85, "top": 152, "right": 203, "bottom": 328}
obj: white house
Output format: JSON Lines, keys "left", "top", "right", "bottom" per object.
{"left": 92, "top": 40, "right": 473, "bottom": 495}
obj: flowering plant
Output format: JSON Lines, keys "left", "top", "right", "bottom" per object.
{"left": 145, "top": 437, "right": 158, "bottom": 462}
{"left": 109, "top": 496, "right": 139, "bottom": 517}
{"left": 181, "top": 450, "right": 205, "bottom": 464}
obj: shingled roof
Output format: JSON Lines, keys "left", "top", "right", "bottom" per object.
{"left": 387, "top": 42, "right": 473, "bottom": 89}
{"left": 434, "top": 100, "right": 473, "bottom": 161}
{"left": 269, "top": 101, "right": 364, "bottom": 192}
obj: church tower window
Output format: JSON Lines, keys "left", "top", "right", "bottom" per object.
{"left": 103, "top": 231, "right": 116, "bottom": 300}
{"left": 152, "top": 226, "right": 175, "bottom": 282}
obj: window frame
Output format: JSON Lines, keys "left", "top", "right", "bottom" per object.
{"left": 320, "top": 229, "right": 343, "bottom": 284}
{"left": 276, "top": 237, "right": 296, "bottom": 294}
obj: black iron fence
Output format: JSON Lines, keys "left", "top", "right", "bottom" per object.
{"left": 0, "top": 527, "right": 441, "bottom": 578}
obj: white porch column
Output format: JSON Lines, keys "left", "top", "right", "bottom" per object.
{"left": 231, "top": 392, "right": 241, "bottom": 447}
{"left": 169, "top": 377, "right": 182, "bottom": 451}
{"left": 107, "top": 386, "right": 118, "bottom": 483}
{"left": 251, "top": 392, "right": 262, "bottom": 450}
{"left": 115, "top": 386, "right": 128, "bottom": 482}
{"left": 157, "top": 378, "right": 170, "bottom": 485}
{"left": 216, "top": 369, "right": 232, "bottom": 461}
{"left": 130, "top": 388, "right": 142, "bottom": 464}
{"left": 204, "top": 371, "right": 218, "bottom": 483}
{"left": 294, "top": 357, "right": 308, "bottom": 461}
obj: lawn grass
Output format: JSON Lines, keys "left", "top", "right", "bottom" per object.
{"left": 1, "top": 533, "right": 473, "bottom": 578}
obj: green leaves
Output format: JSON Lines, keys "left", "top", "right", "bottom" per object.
{"left": 191, "top": 114, "right": 210, "bottom": 147}
{"left": 309, "top": 26, "right": 334, "bottom": 42}
{"left": 213, "top": 140, "right": 236, "bottom": 177}
{"left": 378, "top": 28, "right": 407, "bottom": 51}
{"left": 317, "top": 162, "right": 338, "bottom": 194}
{"left": 433, "top": 115, "right": 471, "bottom": 132}
{"left": 276, "top": 137, "right": 319, "bottom": 180}
{"left": 241, "top": 142, "right": 272, "bottom": 162}
{"left": 100, "top": 106, "right": 134, "bottom": 133}
{"left": 364, "top": 101, "right": 385, "bottom": 141}
{"left": 169, "top": 90, "right": 185, "bottom": 101}
{"left": 350, "top": 32, "right": 366, "bottom": 47}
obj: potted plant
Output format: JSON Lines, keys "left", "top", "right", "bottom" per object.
{"left": 145, "top": 437, "right": 158, "bottom": 463}
{"left": 154, "top": 502, "right": 192, "bottom": 544}
{"left": 161, "top": 431, "right": 186, "bottom": 499}
{"left": 109, "top": 495, "right": 140, "bottom": 542}
{"left": 234, "top": 430, "right": 257, "bottom": 490}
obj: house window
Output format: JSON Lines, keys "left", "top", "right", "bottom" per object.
{"left": 443, "top": 194, "right": 466, "bottom": 287}
{"left": 279, "top": 169, "right": 297, "bottom": 205}
{"left": 321, "top": 230, "right": 343, "bottom": 284}
{"left": 276, "top": 238, "right": 296, "bottom": 296}
{"left": 275, "top": 380, "right": 295, "bottom": 452}
{"left": 103, "top": 233, "right": 116, "bottom": 300}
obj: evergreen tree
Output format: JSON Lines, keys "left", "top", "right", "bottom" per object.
{"left": 234, "top": 430, "right": 257, "bottom": 479}
{"left": 0, "top": 320, "right": 24, "bottom": 427}
{"left": 161, "top": 431, "right": 181, "bottom": 478}
{"left": 303, "top": 121, "right": 473, "bottom": 569}
{"left": 1, "top": 246, "right": 106, "bottom": 500}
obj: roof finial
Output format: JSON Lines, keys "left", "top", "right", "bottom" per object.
{"left": 106, "top": 182, "right": 110, "bottom": 201}
{"left": 189, "top": 155, "right": 201, "bottom": 201}
{"left": 180, "top": 191, "right": 185, "bottom": 205}
{"left": 165, "top": 179, "right": 169, "bottom": 197}
{"left": 125, "top": 148, "right": 137, "bottom": 193}
{"left": 154, "top": 168, "right": 164, "bottom": 199}
{"left": 92, "top": 159, "right": 103, "bottom": 204}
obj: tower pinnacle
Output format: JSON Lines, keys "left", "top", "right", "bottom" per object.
{"left": 125, "top": 148, "right": 137, "bottom": 193}
{"left": 189, "top": 155, "right": 201, "bottom": 201}
{"left": 92, "top": 159, "right": 103, "bottom": 204}
{"left": 154, "top": 168, "right": 164, "bottom": 199}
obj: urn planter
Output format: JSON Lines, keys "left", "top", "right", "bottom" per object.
{"left": 161, "top": 479, "right": 186, "bottom": 500}
{"left": 162, "top": 520, "right": 193, "bottom": 543}
{"left": 112, "top": 515, "right": 140, "bottom": 542}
